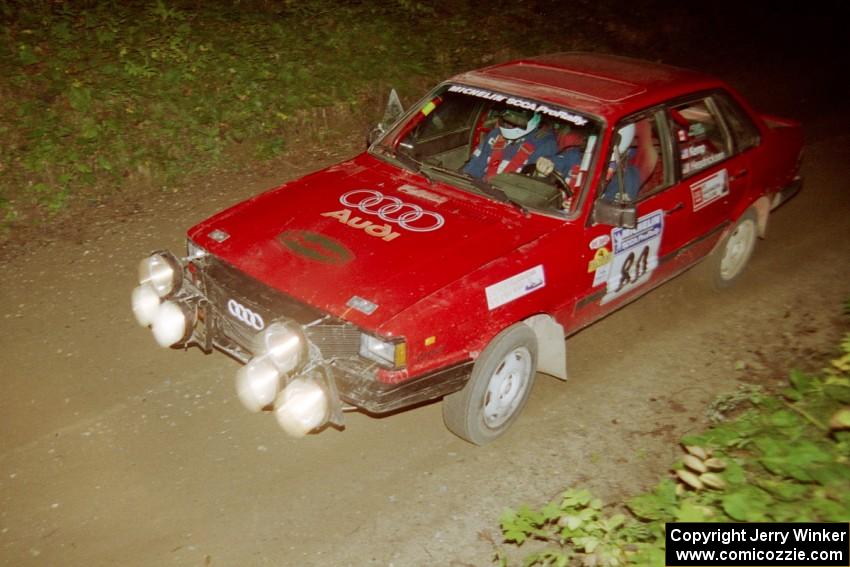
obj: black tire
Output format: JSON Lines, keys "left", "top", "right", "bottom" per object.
{"left": 706, "top": 208, "right": 758, "bottom": 289}
{"left": 442, "top": 324, "right": 538, "bottom": 445}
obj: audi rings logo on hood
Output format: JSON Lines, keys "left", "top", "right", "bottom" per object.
{"left": 227, "top": 299, "right": 265, "bottom": 331}
{"left": 339, "top": 189, "right": 445, "bottom": 232}
{"left": 278, "top": 230, "right": 354, "bottom": 265}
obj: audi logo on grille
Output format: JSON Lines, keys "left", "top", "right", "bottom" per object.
{"left": 339, "top": 189, "right": 445, "bottom": 232}
{"left": 227, "top": 299, "right": 265, "bottom": 331}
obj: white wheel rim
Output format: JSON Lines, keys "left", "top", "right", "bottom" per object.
{"left": 720, "top": 220, "right": 755, "bottom": 280}
{"left": 483, "top": 346, "right": 532, "bottom": 429}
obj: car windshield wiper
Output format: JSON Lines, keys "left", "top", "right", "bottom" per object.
{"left": 375, "top": 146, "right": 432, "bottom": 185}
{"left": 458, "top": 171, "right": 529, "bottom": 217}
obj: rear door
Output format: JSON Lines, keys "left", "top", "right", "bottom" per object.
{"left": 666, "top": 92, "right": 759, "bottom": 264}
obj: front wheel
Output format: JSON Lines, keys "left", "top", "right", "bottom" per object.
{"left": 707, "top": 209, "right": 758, "bottom": 289}
{"left": 442, "top": 324, "right": 538, "bottom": 445}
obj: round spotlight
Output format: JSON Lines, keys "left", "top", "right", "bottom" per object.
{"left": 235, "top": 357, "right": 281, "bottom": 413}
{"left": 274, "top": 378, "right": 329, "bottom": 438}
{"left": 151, "top": 301, "right": 190, "bottom": 347}
{"left": 261, "top": 321, "right": 306, "bottom": 374}
{"left": 138, "top": 252, "right": 183, "bottom": 298}
{"left": 131, "top": 284, "right": 161, "bottom": 327}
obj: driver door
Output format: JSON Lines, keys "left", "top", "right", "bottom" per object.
{"left": 573, "top": 110, "right": 697, "bottom": 324}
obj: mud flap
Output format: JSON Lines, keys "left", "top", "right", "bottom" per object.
{"left": 523, "top": 314, "right": 567, "bottom": 380}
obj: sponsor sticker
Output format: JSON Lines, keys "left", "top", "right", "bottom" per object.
{"left": 446, "top": 85, "right": 588, "bottom": 126}
{"left": 589, "top": 234, "right": 611, "bottom": 250}
{"left": 690, "top": 169, "right": 729, "bottom": 211}
{"left": 397, "top": 184, "right": 448, "bottom": 205}
{"left": 601, "top": 209, "right": 664, "bottom": 305}
{"left": 485, "top": 265, "right": 546, "bottom": 310}
{"left": 587, "top": 247, "right": 611, "bottom": 273}
{"left": 346, "top": 295, "right": 378, "bottom": 315}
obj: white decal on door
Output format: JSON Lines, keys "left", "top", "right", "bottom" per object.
{"left": 601, "top": 210, "right": 664, "bottom": 305}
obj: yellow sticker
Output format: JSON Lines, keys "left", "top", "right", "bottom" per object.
{"left": 421, "top": 101, "right": 436, "bottom": 116}
{"left": 587, "top": 247, "right": 612, "bottom": 272}
{"left": 424, "top": 336, "right": 436, "bottom": 346}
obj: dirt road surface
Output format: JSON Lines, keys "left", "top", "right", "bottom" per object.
{"left": 2, "top": 57, "right": 849, "bottom": 566}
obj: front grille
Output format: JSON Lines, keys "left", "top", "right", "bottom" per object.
{"left": 202, "top": 258, "right": 360, "bottom": 358}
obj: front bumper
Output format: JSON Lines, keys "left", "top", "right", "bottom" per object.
{"left": 131, "top": 253, "right": 471, "bottom": 434}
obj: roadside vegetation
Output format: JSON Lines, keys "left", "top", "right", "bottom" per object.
{"left": 0, "top": 0, "right": 458, "bottom": 233}
{"left": 493, "top": 302, "right": 850, "bottom": 566}
{"left": 0, "top": 0, "right": 695, "bottom": 243}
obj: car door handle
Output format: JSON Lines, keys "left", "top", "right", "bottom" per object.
{"left": 665, "top": 202, "right": 684, "bottom": 215}
{"left": 730, "top": 168, "right": 749, "bottom": 181}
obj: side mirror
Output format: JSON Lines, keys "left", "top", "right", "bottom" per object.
{"left": 592, "top": 198, "right": 637, "bottom": 229}
{"left": 367, "top": 89, "right": 405, "bottom": 147}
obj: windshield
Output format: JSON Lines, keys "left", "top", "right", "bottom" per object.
{"left": 374, "top": 83, "right": 601, "bottom": 214}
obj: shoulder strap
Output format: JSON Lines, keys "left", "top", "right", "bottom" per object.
{"left": 485, "top": 135, "right": 508, "bottom": 179}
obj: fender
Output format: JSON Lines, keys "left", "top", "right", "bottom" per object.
{"left": 523, "top": 314, "right": 567, "bottom": 380}
{"left": 711, "top": 195, "right": 772, "bottom": 258}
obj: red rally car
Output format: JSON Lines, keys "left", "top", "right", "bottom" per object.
{"left": 131, "top": 53, "right": 803, "bottom": 445}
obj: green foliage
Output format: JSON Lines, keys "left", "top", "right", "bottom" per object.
{"left": 495, "top": 314, "right": 850, "bottom": 566}
{"left": 1, "top": 0, "right": 528, "bottom": 227}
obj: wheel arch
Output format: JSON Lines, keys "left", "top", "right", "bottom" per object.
{"left": 522, "top": 313, "right": 567, "bottom": 380}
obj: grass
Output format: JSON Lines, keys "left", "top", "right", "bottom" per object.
{"left": 0, "top": 1, "right": 483, "bottom": 232}
{"left": 0, "top": 0, "right": 698, "bottom": 239}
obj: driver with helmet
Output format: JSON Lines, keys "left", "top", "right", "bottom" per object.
{"left": 463, "top": 108, "right": 580, "bottom": 182}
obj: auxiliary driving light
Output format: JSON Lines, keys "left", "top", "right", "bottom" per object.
{"left": 235, "top": 357, "right": 281, "bottom": 413}
{"left": 131, "top": 284, "right": 161, "bottom": 327}
{"left": 261, "top": 321, "right": 305, "bottom": 374}
{"left": 274, "top": 378, "right": 330, "bottom": 438}
{"left": 138, "top": 251, "right": 182, "bottom": 298}
{"left": 151, "top": 300, "right": 191, "bottom": 347}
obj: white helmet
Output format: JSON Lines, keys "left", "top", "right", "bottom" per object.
{"left": 499, "top": 109, "right": 541, "bottom": 140}
{"left": 614, "top": 123, "right": 636, "bottom": 159}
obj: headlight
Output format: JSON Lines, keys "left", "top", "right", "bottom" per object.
{"left": 151, "top": 300, "right": 192, "bottom": 347}
{"left": 235, "top": 357, "right": 281, "bottom": 413}
{"left": 261, "top": 321, "right": 306, "bottom": 374}
{"left": 274, "top": 376, "right": 329, "bottom": 438}
{"left": 131, "top": 284, "right": 161, "bottom": 326}
{"left": 138, "top": 251, "right": 183, "bottom": 298}
{"left": 360, "top": 334, "right": 407, "bottom": 368}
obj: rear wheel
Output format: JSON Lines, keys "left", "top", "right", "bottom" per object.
{"left": 707, "top": 209, "right": 758, "bottom": 289}
{"left": 442, "top": 324, "right": 537, "bottom": 445}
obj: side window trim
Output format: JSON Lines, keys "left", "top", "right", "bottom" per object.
{"left": 713, "top": 90, "right": 762, "bottom": 155}
{"left": 600, "top": 107, "right": 675, "bottom": 204}
{"left": 668, "top": 93, "right": 733, "bottom": 179}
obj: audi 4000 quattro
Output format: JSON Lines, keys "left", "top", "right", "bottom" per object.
{"left": 131, "top": 53, "right": 803, "bottom": 444}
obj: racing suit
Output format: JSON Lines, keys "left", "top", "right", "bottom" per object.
{"left": 463, "top": 127, "right": 581, "bottom": 181}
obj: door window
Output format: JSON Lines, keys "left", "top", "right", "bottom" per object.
{"left": 669, "top": 97, "right": 731, "bottom": 177}
{"left": 599, "top": 113, "right": 669, "bottom": 203}
{"left": 714, "top": 92, "right": 760, "bottom": 154}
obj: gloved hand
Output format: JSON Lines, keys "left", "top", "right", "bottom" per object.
{"left": 535, "top": 156, "right": 554, "bottom": 176}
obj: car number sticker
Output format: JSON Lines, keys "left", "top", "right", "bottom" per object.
{"left": 690, "top": 169, "right": 729, "bottom": 211}
{"left": 485, "top": 265, "right": 545, "bottom": 310}
{"left": 601, "top": 209, "right": 664, "bottom": 305}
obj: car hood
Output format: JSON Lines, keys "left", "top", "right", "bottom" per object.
{"left": 188, "top": 153, "right": 560, "bottom": 329}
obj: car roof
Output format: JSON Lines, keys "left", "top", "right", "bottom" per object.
{"left": 450, "top": 52, "right": 725, "bottom": 123}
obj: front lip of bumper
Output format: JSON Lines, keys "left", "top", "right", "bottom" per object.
{"left": 171, "top": 265, "right": 473, "bottom": 417}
